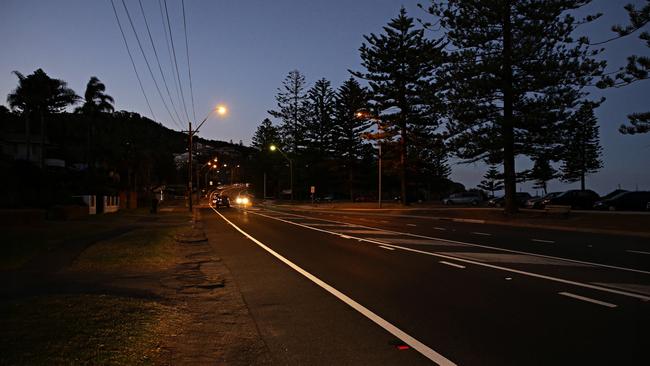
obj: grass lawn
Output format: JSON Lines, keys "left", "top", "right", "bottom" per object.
{"left": 70, "top": 225, "right": 185, "bottom": 272}
{"left": 0, "top": 294, "right": 171, "bottom": 365}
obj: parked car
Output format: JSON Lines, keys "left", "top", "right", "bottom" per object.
{"left": 487, "top": 192, "right": 532, "bottom": 208}
{"left": 540, "top": 189, "right": 600, "bottom": 209}
{"left": 212, "top": 194, "right": 230, "bottom": 208}
{"left": 442, "top": 192, "right": 483, "bottom": 206}
{"left": 525, "top": 192, "right": 561, "bottom": 209}
{"left": 600, "top": 189, "right": 628, "bottom": 201}
{"left": 593, "top": 191, "right": 650, "bottom": 211}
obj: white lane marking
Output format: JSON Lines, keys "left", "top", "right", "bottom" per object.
{"left": 532, "top": 239, "right": 555, "bottom": 244}
{"left": 433, "top": 227, "right": 447, "bottom": 231}
{"left": 259, "top": 208, "right": 650, "bottom": 276}
{"left": 472, "top": 232, "right": 492, "bottom": 236}
{"left": 407, "top": 223, "right": 417, "bottom": 227}
{"left": 210, "top": 207, "right": 456, "bottom": 366}
{"left": 379, "top": 245, "right": 395, "bottom": 251}
{"left": 558, "top": 292, "right": 618, "bottom": 308}
{"left": 252, "top": 209, "right": 650, "bottom": 301}
{"left": 626, "top": 249, "right": 650, "bottom": 256}
{"left": 440, "top": 261, "right": 466, "bottom": 269}
{"left": 380, "top": 220, "right": 389, "bottom": 223}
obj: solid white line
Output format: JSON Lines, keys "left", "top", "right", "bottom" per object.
{"left": 532, "top": 239, "right": 556, "bottom": 244}
{"left": 252, "top": 209, "right": 650, "bottom": 301}
{"left": 472, "top": 232, "right": 492, "bottom": 236}
{"left": 626, "top": 249, "right": 650, "bottom": 256}
{"left": 210, "top": 207, "right": 456, "bottom": 366}
{"left": 433, "top": 227, "right": 447, "bottom": 231}
{"left": 379, "top": 245, "right": 395, "bottom": 251}
{"left": 260, "top": 207, "right": 650, "bottom": 276}
{"left": 440, "top": 261, "right": 466, "bottom": 269}
{"left": 558, "top": 292, "right": 618, "bottom": 308}
{"left": 407, "top": 223, "right": 417, "bottom": 227}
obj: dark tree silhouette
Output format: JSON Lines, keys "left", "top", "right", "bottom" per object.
{"left": 304, "top": 78, "right": 336, "bottom": 156}
{"left": 332, "top": 77, "right": 371, "bottom": 200}
{"left": 6, "top": 69, "right": 79, "bottom": 166}
{"left": 268, "top": 70, "right": 310, "bottom": 153}
{"left": 597, "top": 1, "right": 650, "bottom": 134}
{"left": 351, "top": 8, "right": 446, "bottom": 205}
{"left": 529, "top": 157, "right": 557, "bottom": 195}
{"left": 422, "top": 0, "right": 606, "bottom": 213}
{"left": 561, "top": 102, "right": 603, "bottom": 190}
{"left": 76, "top": 77, "right": 115, "bottom": 167}
{"left": 477, "top": 166, "right": 504, "bottom": 198}
{"left": 251, "top": 118, "right": 280, "bottom": 151}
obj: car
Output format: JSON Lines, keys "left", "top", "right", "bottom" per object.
{"left": 442, "top": 192, "right": 483, "bottom": 206}
{"left": 600, "top": 189, "right": 628, "bottom": 201}
{"left": 525, "top": 192, "right": 561, "bottom": 209}
{"left": 593, "top": 191, "right": 650, "bottom": 211}
{"left": 212, "top": 194, "right": 230, "bottom": 208}
{"left": 235, "top": 195, "right": 252, "bottom": 206}
{"left": 487, "top": 192, "right": 532, "bottom": 208}
{"left": 540, "top": 189, "right": 600, "bottom": 209}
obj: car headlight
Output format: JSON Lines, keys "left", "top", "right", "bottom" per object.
{"left": 242, "top": 197, "right": 249, "bottom": 204}
{"left": 235, "top": 197, "right": 242, "bottom": 204}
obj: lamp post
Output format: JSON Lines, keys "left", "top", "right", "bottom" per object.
{"left": 356, "top": 110, "right": 382, "bottom": 209}
{"left": 196, "top": 158, "right": 218, "bottom": 205}
{"left": 186, "top": 105, "right": 227, "bottom": 212}
{"left": 269, "top": 144, "right": 293, "bottom": 201}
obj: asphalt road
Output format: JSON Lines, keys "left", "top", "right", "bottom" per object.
{"left": 203, "top": 191, "right": 649, "bottom": 365}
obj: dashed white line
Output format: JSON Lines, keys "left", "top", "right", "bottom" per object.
{"left": 250, "top": 209, "right": 650, "bottom": 301}
{"left": 439, "top": 261, "right": 466, "bottom": 269}
{"left": 433, "top": 227, "right": 447, "bottom": 231}
{"left": 210, "top": 206, "right": 456, "bottom": 366}
{"left": 406, "top": 223, "right": 417, "bottom": 227}
{"left": 558, "top": 292, "right": 618, "bottom": 308}
{"left": 532, "top": 239, "right": 555, "bottom": 244}
{"left": 264, "top": 207, "right": 650, "bottom": 276}
{"left": 626, "top": 249, "right": 650, "bottom": 256}
{"left": 472, "top": 232, "right": 492, "bottom": 236}
{"left": 379, "top": 245, "right": 395, "bottom": 251}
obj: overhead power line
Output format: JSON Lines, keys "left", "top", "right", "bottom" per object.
{"left": 164, "top": 0, "right": 191, "bottom": 123}
{"left": 182, "top": 0, "right": 197, "bottom": 123}
{"left": 120, "top": 0, "right": 182, "bottom": 130}
{"left": 138, "top": 0, "right": 184, "bottom": 126}
{"left": 109, "top": 0, "right": 156, "bottom": 121}
{"left": 158, "top": 0, "right": 183, "bottom": 121}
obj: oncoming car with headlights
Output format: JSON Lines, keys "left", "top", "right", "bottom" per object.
{"left": 235, "top": 195, "right": 252, "bottom": 207}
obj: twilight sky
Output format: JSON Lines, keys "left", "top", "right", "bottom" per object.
{"left": 1, "top": 0, "right": 648, "bottom": 194}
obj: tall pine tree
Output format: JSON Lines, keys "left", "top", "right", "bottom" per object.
{"left": 351, "top": 8, "right": 446, "bottom": 205}
{"left": 423, "top": 0, "right": 606, "bottom": 212}
{"left": 268, "top": 70, "right": 310, "bottom": 153}
{"left": 304, "top": 78, "right": 336, "bottom": 155}
{"left": 251, "top": 118, "right": 280, "bottom": 151}
{"left": 561, "top": 102, "right": 603, "bottom": 190}
{"left": 332, "top": 77, "right": 371, "bottom": 200}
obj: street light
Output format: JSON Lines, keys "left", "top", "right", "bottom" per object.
{"left": 356, "top": 110, "right": 382, "bottom": 208}
{"left": 187, "top": 105, "right": 227, "bottom": 211}
{"left": 269, "top": 144, "right": 293, "bottom": 201}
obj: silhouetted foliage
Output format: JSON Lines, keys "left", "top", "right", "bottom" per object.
{"left": 351, "top": 8, "right": 446, "bottom": 204}
{"left": 268, "top": 70, "right": 310, "bottom": 153}
{"left": 422, "top": 0, "right": 606, "bottom": 212}
{"left": 561, "top": 102, "right": 603, "bottom": 190}
{"left": 477, "top": 166, "right": 504, "bottom": 198}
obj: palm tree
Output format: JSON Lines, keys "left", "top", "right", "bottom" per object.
{"left": 76, "top": 77, "right": 115, "bottom": 167}
{"left": 6, "top": 69, "right": 78, "bottom": 166}
{"left": 77, "top": 76, "right": 115, "bottom": 114}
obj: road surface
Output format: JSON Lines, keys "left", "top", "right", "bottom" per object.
{"left": 202, "top": 191, "right": 649, "bottom": 365}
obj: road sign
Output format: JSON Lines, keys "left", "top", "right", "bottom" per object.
{"left": 310, "top": 186, "right": 316, "bottom": 194}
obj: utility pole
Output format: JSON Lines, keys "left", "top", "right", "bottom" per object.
{"left": 187, "top": 122, "right": 193, "bottom": 211}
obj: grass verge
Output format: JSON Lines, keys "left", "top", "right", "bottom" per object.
{"left": 0, "top": 294, "right": 171, "bottom": 365}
